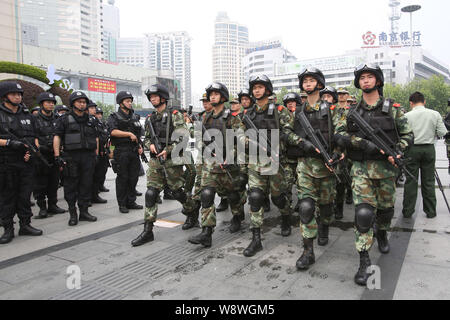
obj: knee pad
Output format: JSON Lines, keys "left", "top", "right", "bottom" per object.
{"left": 299, "top": 198, "right": 316, "bottom": 225}
{"left": 227, "top": 192, "right": 241, "bottom": 205}
{"left": 248, "top": 188, "right": 265, "bottom": 212}
{"left": 145, "top": 187, "right": 159, "bottom": 208}
{"left": 201, "top": 187, "right": 216, "bottom": 208}
{"left": 172, "top": 188, "right": 187, "bottom": 204}
{"left": 319, "top": 204, "right": 334, "bottom": 218}
{"left": 271, "top": 194, "right": 287, "bottom": 209}
{"left": 355, "top": 203, "right": 375, "bottom": 234}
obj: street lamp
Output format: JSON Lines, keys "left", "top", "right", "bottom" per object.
{"left": 401, "top": 4, "right": 421, "bottom": 82}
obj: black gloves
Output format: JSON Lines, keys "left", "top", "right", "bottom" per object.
{"left": 6, "top": 139, "right": 26, "bottom": 151}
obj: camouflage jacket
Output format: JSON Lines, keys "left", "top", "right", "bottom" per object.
{"left": 144, "top": 107, "right": 188, "bottom": 167}
{"left": 335, "top": 97, "right": 414, "bottom": 179}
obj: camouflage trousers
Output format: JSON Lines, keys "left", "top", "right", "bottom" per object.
{"left": 200, "top": 168, "right": 246, "bottom": 228}
{"left": 297, "top": 168, "right": 336, "bottom": 239}
{"left": 283, "top": 162, "right": 298, "bottom": 205}
{"left": 353, "top": 176, "right": 396, "bottom": 252}
{"left": 191, "top": 164, "right": 203, "bottom": 202}
{"left": 184, "top": 163, "right": 196, "bottom": 194}
{"left": 248, "top": 168, "right": 291, "bottom": 229}
{"left": 145, "top": 158, "right": 195, "bottom": 223}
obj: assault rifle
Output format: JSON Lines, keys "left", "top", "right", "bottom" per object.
{"left": 145, "top": 116, "right": 168, "bottom": 177}
{"left": 347, "top": 107, "right": 417, "bottom": 183}
{"left": 1, "top": 127, "right": 51, "bottom": 168}
{"left": 296, "top": 110, "right": 344, "bottom": 184}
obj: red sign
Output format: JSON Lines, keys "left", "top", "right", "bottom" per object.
{"left": 88, "top": 78, "right": 117, "bottom": 93}
{"left": 362, "top": 31, "right": 377, "bottom": 46}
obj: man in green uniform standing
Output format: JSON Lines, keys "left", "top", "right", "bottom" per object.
{"left": 402, "top": 92, "right": 447, "bottom": 219}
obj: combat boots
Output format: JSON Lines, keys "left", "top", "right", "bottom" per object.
{"left": 91, "top": 194, "right": 107, "bottom": 204}
{"left": 47, "top": 202, "right": 66, "bottom": 214}
{"left": 68, "top": 207, "right": 78, "bottom": 226}
{"left": 79, "top": 208, "right": 97, "bottom": 222}
{"left": 280, "top": 215, "right": 291, "bottom": 237}
{"left": 376, "top": 229, "right": 390, "bottom": 254}
{"left": 216, "top": 198, "right": 228, "bottom": 212}
{"left": 354, "top": 251, "right": 371, "bottom": 286}
{"left": 0, "top": 223, "right": 14, "bottom": 244}
{"left": 18, "top": 222, "right": 43, "bottom": 236}
{"left": 36, "top": 200, "right": 49, "bottom": 219}
{"left": 243, "top": 228, "right": 263, "bottom": 257}
{"left": 229, "top": 214, "right": 241, "bottom": 233}
{"left": 131, "top": 221, "right": 154, "bottom": 247}
{"left": 335, "top": 202, "right": 344, "bottom": 220}
{"left": 317, "top": 223, "right": 329, "bottom": 246}
{"left": 188, "top": 227, "right": 213, "bottom": 248}
{"left": 296, "top": 238, "right": 315, "bottom": 270}
{"left": 182, "top": 204, "right": 200, "bottom": 230}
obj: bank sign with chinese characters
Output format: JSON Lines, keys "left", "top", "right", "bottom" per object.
{"left": 361, "top": 31, "right": 422, "bottom": 48}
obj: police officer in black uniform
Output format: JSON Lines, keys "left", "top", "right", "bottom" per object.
{"left": 107, "top": 91, "right": 143, "bottom": 213}
{"left": 0, "top": 81, "right": 43, "bottom": 244}
{"left": 87, "top": 100, "right": 108, "bottom": 204}
{"left": 53, "top": 91, "right": 98, "bottom": 226}
{"left": 54, "top": 105, "right": 69, "bottom": 118}
{"left": 33, "top": 92, "right": 67, "bottom": 218}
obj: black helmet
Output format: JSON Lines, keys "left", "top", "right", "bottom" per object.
{"left": 116, "top": 91, "right": 134, "bottom": 105}
{"left": 95, "top": 107, "right": 103, "bottom": 114}
{"left": 0, "top": 81, "right": 24, "bottom": 98}
{"left": 69, "top": 91, "right": 89, "bottom": 107}
{"left": 320, "top": 86, "right": 338, "bottom": 103}
{"left": 354, "top": 63, "right": 384, "bottom": 89}
{"left": 237, "top": 88, "right": 253, "bottom": 103}
{"left": 31, "top": 106, "right": 40, "bottom": 113}
{"left": 283, "top": 92, "right": 302, "bottom": 106}
{"left": 205, "top": 82, "right": 229, "bottom": 102}
{"left": 145, "top": 84, "right": 170, "bottom": 101}
{"left": 87, "top": 100, "right": 97, "bottom": 108}
{"left": 298, "top": 67, "right": 326, "bottom": 92}
{"left": 249, "top": 74, "right": 273, "bottom": 96}
{"left": 36, "top": 92, "right": 57, "bottom": 105}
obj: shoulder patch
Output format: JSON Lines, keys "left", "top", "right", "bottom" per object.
{"left": 278, "top": 105, "right": 284, "bottom": 112}
{"left": 393, "top": 103, "right": 401, "bottom": 108}
{"left": 330, "top": 105, "right": 336, "bottom": 110}
{"left": 172, "top": 110, "right": 179, "bottom": 114}
{"left": 232, "top": 111, "right": 239, "bottom": 117}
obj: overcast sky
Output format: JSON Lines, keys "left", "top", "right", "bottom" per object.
{"left": 117, "top": 0, "right": 450, "bottom": 97}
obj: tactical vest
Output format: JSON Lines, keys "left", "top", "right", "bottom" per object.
{"left": 96, "top": 120, "right": 109, "bottom": 146}
{"left": 287, "top": 102, "right": 333, "bottom": 159}
{"left": 63, "top": 114, "right": 97, "bottom": 151}
{"left": 34, "top": 112, "right": 56, "bottom": 153}
{"left": 148, "top": 109, "right": 174, "bottom": 148}
{"left": 0, "top": 104, "right": 35, "bottom": 159}
{"left": 347, "top": 99, "right": 399, "bottom": 161}
{"left": 110, "top": 110, "right": 142, "bottom": 147}
{"left": 203, "top": 109, "right": 233, "bottom": 154}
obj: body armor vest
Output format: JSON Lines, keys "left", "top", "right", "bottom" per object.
{"left": 110, "top": 110, "right": 142, "bottom": 147}
{"left": 347, "top": 99, "right": 398, "bottom": 161}
{"left": 287, "top": 102, "right": 333, "bottom": 159}
{"left": 63, "top": 113, "right": 97, "bottom": 151}
{"left": 34, "top": 112, "right": 57, "bottom": 154}
{"left": 203, "top": 109, "right": 232, "bottom": 154}
{"left": 149, "top": 109, "right": 174, "bottom": 148}
{"left": 0, "top": 104, "right": 35, "bottom": 159}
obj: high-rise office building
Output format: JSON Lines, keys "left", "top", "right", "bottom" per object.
{"left": 212, "top": 12, "right": 249, "bottom": 95}
{"left": 0, "top": 0, "right": 22, "bottom": 63}
{"left": 101, "top": 0, "right": 120, "bottom": 62}
{"left": 19, "top": 0, "right": 102, "bottom": 58}
{"left": 117, "top": 32, "right": 192, "bottom": 106}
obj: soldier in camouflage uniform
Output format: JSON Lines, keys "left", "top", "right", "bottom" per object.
{"left": 241, "top": 75, "right": 294, "bottom": 257}
{"left": 332, "top": 88, "right": 353, "bottom": 219}
{"left": 131, "top": 84, "right": 198, "bottom": 247}
{"left": 335, "top": 63, "right": 413, "bottom": 285}
{"left": 285, "top": 68, "right": 343, "bottom": 271}
{"left": 188, "top": 82, "right": 246, "bottom": 248}
{"left": 300, "top": 91, "right": 307, "bottom": 105}
{"left": 282, "top": 92, "right": 302, "bottom": 212}
{"left": 320, "top": 86, "right": 338, "bottom": 105}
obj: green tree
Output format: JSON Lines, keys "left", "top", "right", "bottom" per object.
{"left": 95, "top": 101, "right": 116, "bottom": 120}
